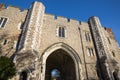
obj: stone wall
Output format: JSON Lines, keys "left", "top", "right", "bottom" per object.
{"left": 0, "top": 4, "right": 27, "bottom": 57}
{"left": 0, "top": 1, "right": 120, "bottom": 80}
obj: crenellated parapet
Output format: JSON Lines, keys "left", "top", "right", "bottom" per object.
{"left": 1, "top": 1, "right": 120, "bottom": 80}
{"left": 0, "top": 3, "right": 28, "bottom": 36}
{"left": 44, "top": 13, "right": 81, "bottom": 25}
{"left": 104, "top": 27, "right": 116, "bottom": 40}
{"left": 0, "top": 4, "right": 5, "bottom": 11}
{"left": 0, "top": 3, "right": 27, "bottom": 13}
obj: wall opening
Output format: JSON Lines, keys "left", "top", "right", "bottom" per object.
{"left": 19, "top": 71, "right": 28, "bottom": 80}
{"left": 51, "top": 69, "right": 60, "bottom": 79}
{"left": 45, "top": 49, "right": 76, "bottom": 80}
{"left": 113, "top": 71, "right": 118, "bottom": 80}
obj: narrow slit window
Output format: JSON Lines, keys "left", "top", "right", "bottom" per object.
{"left": 85, "top": 32, "right": 91, "bottom": 42}
{"left": 59, "top": 27, "right": 61, "bottom": 37}
{"left": 0, "top": 17, "right": 3, "bottom": 24}
{"left": 107, "top": 37, "right": 111, "bottom": 44}
{"left": 62, "top": 27, "right": 65, "bottom": 37}
{"left": 3, "top": 39, "right": 7, "bottom": 45}
{"left": 85, "top": 32, "right": 88, "bottom": 41}
{"left": 112, "top": 51, "right": 115, "bottom": 57}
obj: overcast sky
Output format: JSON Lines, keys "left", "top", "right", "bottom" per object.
{"left": 0, "top": 0, "right": 120, "bottom": 46}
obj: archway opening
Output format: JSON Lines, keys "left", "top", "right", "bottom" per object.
{"left": 45, "top": 49, "right": 76, "bottom": 80}
{"left": 20, "top": 71, "right": 27, "bottom": 80}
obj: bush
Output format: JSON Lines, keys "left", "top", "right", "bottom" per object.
{"left": 0, "top": 56, "right": 16, "bottom": 80}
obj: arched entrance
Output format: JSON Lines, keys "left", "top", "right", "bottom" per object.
{"left": 40, "top": 43, "right": 81, "bottom": 80}
{"left": 45, "top": 49, "right": 76, "bottom": 80}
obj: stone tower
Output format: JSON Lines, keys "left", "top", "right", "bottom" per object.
{"left": 0, "top": 1, "right": 120, "bottom": 80}
{"left": 14, "top": 2, "right": 45, "bottom": 80}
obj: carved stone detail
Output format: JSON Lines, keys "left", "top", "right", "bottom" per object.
{"left": 89, "top": 17, "right": 111, "bottom": 79}
{"left": 15, "top": 50, "right": 38, "bottom": 72}
{"left": 90, "top": 18, "right": 106, "bottom": 58}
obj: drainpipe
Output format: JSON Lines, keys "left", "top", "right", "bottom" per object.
{"left": 78, "top": 27, "right": 89, "bottom": 79}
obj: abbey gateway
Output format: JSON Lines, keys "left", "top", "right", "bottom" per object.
{"left": 0, "top": 1, "right": 120, "bottom": 80}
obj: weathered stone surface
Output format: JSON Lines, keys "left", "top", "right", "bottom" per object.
{"left": 0, "top": 1, "right": 120, "bottom": 80}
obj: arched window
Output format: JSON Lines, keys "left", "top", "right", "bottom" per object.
{"left": 58, "top": 27, "right": 65, "bottom": 37}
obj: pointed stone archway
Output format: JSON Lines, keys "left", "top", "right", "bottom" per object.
{"left": 40, "top": 43, "right": 81, "bottom": 80}
{"left": 45, "top": 49, "right": 76, "bottom": 80}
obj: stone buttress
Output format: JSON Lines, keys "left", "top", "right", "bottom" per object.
{"left": 14, "top": 1, "right": 45, "bottom": 80}
{"left": 89, "top": 16, "right": 113, "bottom": 79}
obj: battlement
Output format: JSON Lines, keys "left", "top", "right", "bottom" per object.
{"left": 104, "top": 27, "right": 116, "bottom": 40}
{"left": 57, "top": 16, "right": 68, "bottom": 22}
{"left": 80, "top": 21, "right": 89, "bottom": 26}
{"left": 104, "top": 27, "right": 113, "bottom": 34}
{"left": 0, "top": 4, "right": 5, "bottom": 11}
{"left": 7, "top": 6, "right": 22, "bottom": 11}
{"left": 44, "top": 13, "right": 86, "bottom": 25}
{"left": 0, "top": 3, "right": 28, "bottom": 12}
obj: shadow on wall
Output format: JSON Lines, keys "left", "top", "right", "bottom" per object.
{"left": 95, "top": 56, "right": 109, "bottom": 80}
{"left": 96, "top": 56, "right": 119, "bottom": 80}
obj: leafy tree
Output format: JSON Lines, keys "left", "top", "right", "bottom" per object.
{"left": 0, "top": 56, "right": 16, "bottom": 80}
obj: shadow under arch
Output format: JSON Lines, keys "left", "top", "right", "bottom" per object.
{"left": 40, "top": 42, "right": 81, "bottom": 80}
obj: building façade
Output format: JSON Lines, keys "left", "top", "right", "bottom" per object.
{"left": 0, "top": 1, "right": 120, "bottom": 80}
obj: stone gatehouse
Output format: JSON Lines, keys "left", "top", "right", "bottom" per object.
{"left": 0, "top": 1, "right": 120, "bottom": 80}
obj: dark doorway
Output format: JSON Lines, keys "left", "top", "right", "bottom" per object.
{"left": 45, "top": 49, "right": 76, "bottom": 80}
{"left": 20, "top": 71, "right": 27, "bottom": 80}
{"left": 113, "top": 71, "right": 118, "bottom": 80}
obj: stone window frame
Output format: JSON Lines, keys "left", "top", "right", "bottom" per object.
{"left": 0, "top": 16, "right": 8, "bottom": 28}
{"left": 56, "top": 25, "right": 66, "bottom": 38}
{"left": 84, "top": 31, "right": 91, "bottom": 42}
{"left": 87, "top": 47, "right": 94, "bottom": 56}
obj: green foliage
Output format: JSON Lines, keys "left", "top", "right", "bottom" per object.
{"left": 51, "top": 77, "right": 55, "bottom": 80}
{"left": 0, "top": 56, "right": 16, "bottom": 80}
